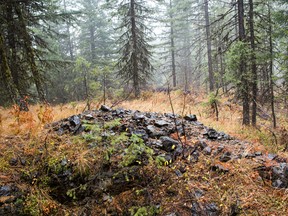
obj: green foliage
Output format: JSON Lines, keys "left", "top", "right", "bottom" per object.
{"left": 208, "top": 93, "right": 218, "bottom": 106}
{"left": 104, "top": 118, "right": 122, "bottom": 129}
{"left": 111, "top": 132, "right": 129, "bottom": 146}
{"left": 66, "top": 188, "right": 77, "bottom": 200}
{"left": 129, "top": 205, "right": 160, "bottom": 216}
{"left": 116, "top": 0, "right": 154, "bottom": 97}
{"left": 23, "top": 194, "right": 41, "bottom": 216}
{"left": 225, "top": 41, "right": 251, "bottom": 85}
{"left": 121, "top": 134, "right": 154, "bottom": 167}
{"left": 47, "top": 157, "right": 63, "bottom": 175}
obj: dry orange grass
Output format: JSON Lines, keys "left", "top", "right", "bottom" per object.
{"left": 0, "top": 102, "right": 86, "bottom": 138}
{"left": 0, "top": 91, "right": 286, "bottom": 154}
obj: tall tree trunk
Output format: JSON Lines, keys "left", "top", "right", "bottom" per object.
{"left": 130, "top": 0, "right": 140, "bottom": 97}
{"left": 15, "top": 5, "right": 46, "bottom": 102}
{"left": 204, "top": 0, "right": 214, "bottom": 92}
{"left": 170, "top": 0, "right": 177, "bottom": 88}
{"left": 7, "top": 3, "right": 20, "bottom": 91}
{"left": 238, "top": 0, "right": 250, "bottom": 125}
{"left": 249, "top": 0, "right": 257, "bottom": 126}
{"left": 63, "top": 0, "right": 74, "bottom": 61}
{"left": 0, "top": 32, "right": 20, "bottom": 103}
{"left": 268, "top": 3, "right": 276, "bottom": 128}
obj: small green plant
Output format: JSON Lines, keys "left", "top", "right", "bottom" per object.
{"left": 23, "top": 194, "right": 41, "bottom": 216}
{"left": 129, "top": 206, "right": 160, "bottom": 216}
{"left": 202, "top": 92, "right": 219, "bottom": 121}
{"left": 155, "top": 155, "right": 171, "bottom": 167}
{"left": 66, "top": 188, "right": 77, "bottom": 200}
{"left": 104, "top": 118, "right": 122, "bottom": 129}
{"left": 121, "top": 134, "right": 154, "bottom": 167}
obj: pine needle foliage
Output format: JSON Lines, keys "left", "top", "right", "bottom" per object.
{"left": 116, "top": 0, "right": 154, "bottom": 97}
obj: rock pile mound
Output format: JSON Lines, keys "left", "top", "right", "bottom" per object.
{"left": 1, "top": 105, "right": 287, "bottom": 215}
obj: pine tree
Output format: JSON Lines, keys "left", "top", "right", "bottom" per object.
{"left": 116, "top": 0, "right": 154, "bottom": 97}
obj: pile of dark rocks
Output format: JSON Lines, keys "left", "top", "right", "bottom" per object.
{"left": 1, "top": 105, "right": 287, "bottom": 215}
{"left": 51, "top": 105, "right": 288, "bottom": 190}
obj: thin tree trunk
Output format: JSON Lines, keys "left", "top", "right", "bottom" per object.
{"left": 63, "top": 0, "right": 74, "bottom": 61}
{"left": 204, "top": 0, "right": 214, "bottom": 92}
{"left": 268, "top": 3, "right": 276, "bottom": 128}
{"left": 170, "top": 0, "right": 177, "bottom": 88}
{"left": 89, "top": 25, "right": 96, "bottom": 62}
{"left": 130, "top": 0, "right": 140, "bottom": 97}
{"left": 7, "top": 3, "right": 20, "bottom": 91}
{"left": 249, "top": 0, "right": 257, "bottom": 126}
{"left": 238, "top": 0, "right": 250, "bottom": 125}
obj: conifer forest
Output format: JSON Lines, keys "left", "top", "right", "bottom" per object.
{"left": 1, "top": 0, "right": 288, "bottom": 215}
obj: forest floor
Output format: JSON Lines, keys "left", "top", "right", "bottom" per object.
{"left": 1, "top": 91, "right": 288, "bottom": 215}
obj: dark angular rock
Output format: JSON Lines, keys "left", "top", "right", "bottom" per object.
{"left": 20, "top": 158, "right": 26, "bottom": 166}
{"left": 133, "top": 111, "right": 146, "bottom": 120}
{"left": 245, "top": 153, "right": 256, "bottom": 159}
{"left": 205, "top": 203, "right": 219, "bottom": 216}
{"left": 214, "top": 145, "right": 224, "bottom": 155}
{"left": 112, "top": 108, "right": 125, "bottom": 116}
{"left": 172, "top": 145, "right": 183, "bottom": 161}
{"left": 218, "top": 131, "right": 231, "bottom": 140}
{"left": 179, "top": 166, "right": 186, "bottom": 173}
{"left": 271, "top": 163, "right": 288, "bottom": 188}
{"left": 175, "top": 170, "right": 183, "bottom": 177}
{"left": 84, "top": 114, "right": 94, "bottom": 120}
{"left": 191, "top": 201, "right": 202, "bottom": 216}
{"left": 9, "top": 158, "right": 18, "bottom": 166}
{"left": 160, "top": 136, "right": 179, "bottom": 152}
{"left": 0, "top": 185, "right": 12, "bottom": 196}
{"left": 190, "top": 151, "right": 200, "bottom": 163}
{"left": 155, "top": 120, "right": 169, "bottom": 127}
{"left": 230, "top": 203, "right": 241, "bottom": 216}
{"left": 272, "top": 179, "right": 286, "bottom": 188}
{"left": 255, "top": 151, "right": 262, "bottom": 156}
{"left": 194, "top": 189, "right": 205, "bottom": 199}
{"left": 100, "top": 105, "right": 112, "bottom": 112}
{"left": 57, "top": 127, "right": 65, "bottom": 136}
{"left": 146, "top": 125, "right": 166, "bottom": 137}
{"left": 211, "top": 164, "right": 229, "bottom": 173}
{"left": 268, "top": 153, "right": 278, "bottom": 160}
{"left": 204, "top": 128, "right": 219, "bottom": 140}
{"left": 164, "top": 113, "right": 179, "bottom": 119}
{"left": 68, "top": 115, "right": 81, "bottom": 126}
{"left": 132, "top": 129, "right": 149, "bottom": 141}
{"left": 203, "top": 146, "right": 212, "bottom": 155}
{"left": 195, "top": 140, "right": 208, "bottom": 150}
{"left": 220, "top": 152, "right": 232, "bottom": 162}
{"left": 184, "top": 114, "right": 197, "bottom": 121}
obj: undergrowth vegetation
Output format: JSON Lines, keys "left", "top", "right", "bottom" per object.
{"left": 0, "top": 91, "right": 288, "bottom": 215}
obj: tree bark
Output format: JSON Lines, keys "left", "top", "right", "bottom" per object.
{"left": 249, "top": 0, "right": 257, "bottom": 126}
{"left": 204, "top": 0, "right": 214, "bottom": 92}
{"left": 130, "top": 0, "right": 140, "bottom": 97}
{"left": 63, "top": 0, "right": 74, "bottom": 61}
{"left": 238, "top": 0, "right": 250, "bottom": 125}
{"left": 170, "top": 0, "right": 177, "bottom": 88}
{"left": 0, "top": 32, "right": 20, "bottom": 103}
{"left": 268, "top": 3, "right": 276, "bottom": 128}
